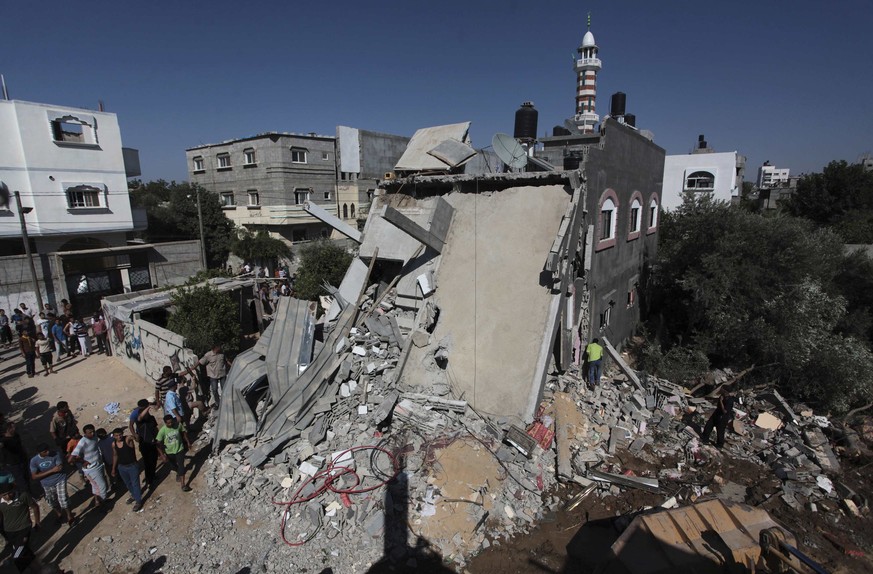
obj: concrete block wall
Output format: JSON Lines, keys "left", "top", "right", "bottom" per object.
{"left": 107, "top": 311, "right": 197, "bottom": 383}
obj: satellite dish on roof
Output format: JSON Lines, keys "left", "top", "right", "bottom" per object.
{"left": 492, "top": 133, "right": 528, "bottom": 170}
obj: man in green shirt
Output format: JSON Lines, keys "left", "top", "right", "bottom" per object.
{"left": 585, "top": 337, "right": 604, "bottom": 388}
{"left": 156, "top": 415, "right": 192, "bottom": 492}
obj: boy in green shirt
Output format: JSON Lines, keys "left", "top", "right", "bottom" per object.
{"left": 156, "top": 415, "right": 192, "bottom": 492}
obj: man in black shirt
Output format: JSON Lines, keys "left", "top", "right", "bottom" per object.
{"left": 702, "top": 389, "right": 736, "bottom": 448}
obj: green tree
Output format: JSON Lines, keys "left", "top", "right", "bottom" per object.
{"left": 782, "top": 160, "right": 873, "bottom": 242}
{"left": 231, "top": 228, "right": 291, "bottom": 266}
{"left": 294, "top": 240, "right": 353, "bottom": 302}
{"left": 166, "top": 284, "right": 239, "bottom": 356}
{"left": 649, "top": 193, "right": 873, "bottom": 412}
{"left": 129, "top": 180, "right": 235, "bottom": 269}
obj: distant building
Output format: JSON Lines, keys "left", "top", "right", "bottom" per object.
{"left": 0, "top": 98, "right": 194, "bottom": 315}
{"left": 186, "top": 129, "right": 407, "bottom": 244}
{"left": 660, "top": 135, "right": 746, "bottom": 211}
{"left": 860, "top": 154, "right": 873, "bottom": 172}
{"left": 757, "top": 161, "right": 790, "bottom": 189}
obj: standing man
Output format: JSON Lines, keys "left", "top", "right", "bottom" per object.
{"left": 163, "top": 380, "right": 185, "bottom": 424}
{"left": 29, "top": 443, "right": 75, "bottom": 526}
{"left": 17, "top": 303, "right": 32, "bottom": 319}
{"left": 129, "top": 399, "right": 159, "bottom": 491}
{"left": 584, "top": 337, "right": 604, "bottom": 388}
{"left": 198, "top": 345, "right": 230, "bottom": 408}
{"left": 18, "top": 331, "right": 37, "bottom": 378}
{"left": 92, "top": 314, "right": 111, "bottom": 356}
{"left": 0, "top": 482, "right": 43, "bottom": 572}
{"left": 52, "top": 317, "right": 71, "bottom": 362}
{"left": 49, "top": 402, "right": 78, "bottom": 453}
{"left": 72, "top": 317, "right": 91, "bottom": 358}
{"left": 701, "top": 389, "right": 737, "bottom": 449}
{"left": 36, "top": 333, "right": 56, "bottom": 377}
{"left": 111, "top": 428, "right": 143, "bottom": 512}
{"left": 68, "top": 424, "right": 108, "bottom": 511}
{"left": 0, "top": 309, "right": 12, "bottom": 348}
{"left": 156, "top": 415, "right": 192, "bottom": 492}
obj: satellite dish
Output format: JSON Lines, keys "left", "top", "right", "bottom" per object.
{"left": 492, "top": 133, "right": 528, "bottom": 170}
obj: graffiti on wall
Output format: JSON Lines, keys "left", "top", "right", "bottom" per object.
{"left": 111, "top": 317, "right": 141, "bottom": 362}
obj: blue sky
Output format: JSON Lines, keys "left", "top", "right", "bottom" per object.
{"left": 5, "top": 1, "right": 872, "bottom": 183}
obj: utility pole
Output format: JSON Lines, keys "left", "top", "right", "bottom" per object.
{"left": 14, "top": 191, "right": 44, "bottom": 310}
{"left": 196, "top": 188, "right": 207, "bottom": 270}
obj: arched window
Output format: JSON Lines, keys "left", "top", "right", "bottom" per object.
{"left": 685, "top": 170, "right": 715, "bottom": 190}
{"left": 627, "top": 192, "right": 643, "bottom": 240}
{"left": 350, "top": 204, "right": 355, "bottom": 218}
{"left": 342, "top": 203, "right": 348, "bottom": 219}
{"left": 596, "top": 189, "right": 619, "bottom": 251}
{"left": 647, "top": 194, "right": 660, "bottom": 234}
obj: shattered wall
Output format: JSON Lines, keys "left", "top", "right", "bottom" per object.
{"left": 401, "top": 185, "right": 572, "bottom": 422}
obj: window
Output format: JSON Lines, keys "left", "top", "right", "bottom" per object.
{"left": 685, "top": 170, "right": 715, "bottom": 190}
{"left": 628, "top": 193, "right": 643, "bottom": 240}
{"left": 599, "top": 306, "right": 611, "bottom": 329}
{"left": 291, "top": 148, "right": 307, "bottom": 163}
{"left": 244, "top": 148, "right": 256, "bottom": 165}
{"left": 217, "top": 153, "right": 231, "bottom": 169}
{"left": 294, "top": 189, "right": 310, "bottom": 205}
{"left": 350, "top": 204, "right": 356, "bottom": 218}
{"left": 627, "top": 277, "right": 639, "bottom": 308}
{"left": 323, "top": 190, "right": 331, "bottom": 200}
{"left": 648, "top": 195, "right": 660, "bottom": 233}
{"left": 193, "top": 157, "right": 204, "bottom": 171}
{"left": 220, "top": 192, "right": 235, "bottom": 207}
{"left": 343, "top": 204, "right": 348, "bottom": 219}
{"left": 596, "top": 190, "right": 619, "bottom": 251}
{"left": 49, "top": 113, "right": 97, "bottom": 145}
{"left": 67, "top": 185, "right": 101, "bottom": 208}
{"left": 322, "top": 152, "right": 330, "bottom": 161}
{"left": 247, "top": 191, "right": 259, "bottom": 206}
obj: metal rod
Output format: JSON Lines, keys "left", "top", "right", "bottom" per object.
{"left": 14, "top": 191, "right": 44, "bottom": 311}
{"left": 196, "top": 188, "right": 207, "bottom": 270}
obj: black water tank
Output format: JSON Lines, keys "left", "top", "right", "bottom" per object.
{"left": 610, "top": 92, "right": 626, "bottom": 117}
{"left": 563, "top": 154, "right": 582, "bottom": 170}
{"left": 552, "top": 126, "right": 572, "bottom": 136}
{"left": 624, "top": 113, "right": 636, "bottom": 127}
{"left": 514, "top": 102, "right": 538, "bottom": 141}
{"left": 698, "top": 134, "right": 707, "bottom": 149}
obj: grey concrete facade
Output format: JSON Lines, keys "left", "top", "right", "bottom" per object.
{"left": 0, "top": 240, "right": 202, "bottom": 317}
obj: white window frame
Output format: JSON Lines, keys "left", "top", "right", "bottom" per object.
{"left": 217, "top": 154, "right": 231, "bottom": 169}
{"left": 220, "top": 192, "right": 235, "bottom": 207}
{"left": 685, "top": 170, "right": 715, "bottom": 191}
{"left": 294, "top": 188, "right": 310, "bottom": 205}
{"left": 244, "top": 148, "right": 256, "bottom": 165}
{"left": 66, "top": 185, "right": 102, "bottom": 209}
{"left": 291, "top": 148, "right": 308, "bottom": 164}
{"left": 599, "top": 198, "right": 616, "bottom": 241}
{"left": 247, "top": 191, "right": 260, "bottom": 206}
{"left": 48, "top": 112, "right": 98, "bottom": 145}
{"left": 323, "top": 190, "right": 331, "bottom": 200}
{"left": 322, "top": 151, "right": 330, "bottom": 161}
{"left": 193, "top": 156, "right": 204, "bottom": 171}
{"left": 648, "top": 196, "right": 660, "bottom": 232}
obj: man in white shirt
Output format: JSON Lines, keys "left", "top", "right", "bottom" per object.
{"left": 198, "top": 345, "right": 230, "bottom": 408}
{"left": 69, "top": 424, "right": 108, "bottom": 510}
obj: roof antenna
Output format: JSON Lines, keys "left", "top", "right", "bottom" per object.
{"left": 1, "top": 75, "right": 9, "bottom": 101}
{"left": 98, "top": 100, "right": 105, "bottom": 112}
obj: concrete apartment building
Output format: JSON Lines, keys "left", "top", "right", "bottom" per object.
{"left": 660, "top": 135, "right": 746, "bottom": 211}
{"left": 757, "top": 161, "right": 790, "bottom": 189}
{"left": 0, "top": 98, "right": 202, "bottom": 315}
{"left": 186, "top": 128, "right": 408, "bottom": 243}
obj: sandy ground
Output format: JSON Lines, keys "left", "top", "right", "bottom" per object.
{"left": 0, "top": 343, "right": 209, "bottom": 573}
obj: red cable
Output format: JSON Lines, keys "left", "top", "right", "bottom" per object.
{"left": 270, "top": 444, "right": 400, "bottom": 547}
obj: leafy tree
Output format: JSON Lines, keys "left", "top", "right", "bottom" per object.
{"left": 781, "top": 160, "right": 873, "bottom": 242}
{"left": 649, "top": 193, "right": 873, "bottom": 412}
{"left": 129, "top": 179, "right": 235, "bottom": 268}
{"left": 167, "top": 284, "right": 239, "bottom": 356}
{"left": 294, "top": 240, "right": 353, "bottom": 302}
{"left": 231, "top": 228, "right": 291, "bottom": 267}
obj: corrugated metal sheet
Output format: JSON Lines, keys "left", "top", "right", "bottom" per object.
{"left": 395, "top": 122, "right": 470, "bottom": 172}
{"left": 212, "top": 348, "right": 267, "bottom": 445}
{"left": 265, "top": 297, "right": 315, "bottom": 400}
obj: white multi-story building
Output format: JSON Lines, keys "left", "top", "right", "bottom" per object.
{"left": 757, "top": 161, "right": 790, "bottom": 189}
{"left": 661, "top": 148, "right": 746, "bottom": 211}
{"left": 0, "top": 98, "right": 142, "bottom": 252}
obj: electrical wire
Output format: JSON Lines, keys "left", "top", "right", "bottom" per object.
{"left": 270, "top": 444, "right": 400, "bottom": 547}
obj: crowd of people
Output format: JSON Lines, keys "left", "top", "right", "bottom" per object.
{"left": 1, "top": 301, "right": 111, "bottom": 379}
{"left": 0, "top": 334, "right": 228, "bottom": 571}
